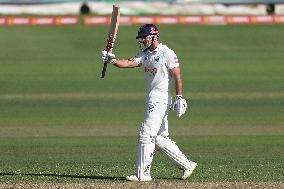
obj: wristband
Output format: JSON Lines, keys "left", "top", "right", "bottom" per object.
{"left": 176, "top": 95, "right": 183, "bottom": 100}
{"left": 109, "top": 58, "right": 117, "bottom": 64}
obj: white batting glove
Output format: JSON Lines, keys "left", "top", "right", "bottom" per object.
{"left": 101, "top": 50, "right": 117, "bottom": 64}
{"left": 173, "top": 95, "right": 188, "bottom": 118}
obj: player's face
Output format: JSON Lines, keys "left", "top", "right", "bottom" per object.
{"left": 138, "top": 35, "right": 153, "bottom": 48}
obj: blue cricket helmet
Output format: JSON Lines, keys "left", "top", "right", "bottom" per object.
{"left": 136, "top": 24, "right": 159, "bottom": 39}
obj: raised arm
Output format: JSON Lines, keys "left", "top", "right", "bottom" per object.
{"left": 113, "top": 59, "right": 140, "bottom": 68}
{"left": 101, "top": 50, "right": 140, "bottom": 68}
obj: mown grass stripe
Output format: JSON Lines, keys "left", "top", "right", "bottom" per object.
{"left": 0, "top": 91, "right": 283, "bottom": 100}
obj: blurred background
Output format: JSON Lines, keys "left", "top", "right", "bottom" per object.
{"left": 0, "top": 0, "right": 284, "bottom": 16}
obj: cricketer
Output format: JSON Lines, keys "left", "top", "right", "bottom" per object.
{"left": 101, "top": 24, "right": 197, "bottom": 181}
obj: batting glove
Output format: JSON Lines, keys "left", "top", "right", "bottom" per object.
{"left": 173, "top": 95, "right": 188, "bottom": 118}
{"left": 101, "top": 50, "right": 117, "bottom": 64}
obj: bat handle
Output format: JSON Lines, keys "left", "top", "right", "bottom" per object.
{"left": 101, "top": 39, "right": 113, "bottom": 78}
{"left": 101, "top": 46, "right": 112, "bottom": 78}
{"left": 101, "top": 61, "right": 108, "bottom": 78}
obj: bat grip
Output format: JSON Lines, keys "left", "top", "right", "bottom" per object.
{"left": 101, "top": 38, "right": 113, "bottom": 78}
{"left": 101, "top": 60, "right": 108, "bottom": 78}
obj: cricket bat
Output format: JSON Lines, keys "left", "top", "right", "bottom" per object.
{"left": 101, "top": 5, "right": 120, "bottom": 78}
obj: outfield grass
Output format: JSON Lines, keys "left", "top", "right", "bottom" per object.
{"left": 0, "top": 136, "right": 283, "bottom": 182}
{"left": 0, "top": 25, "right": 283, "bottom": 183}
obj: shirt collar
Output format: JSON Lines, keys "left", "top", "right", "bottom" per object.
{"left": 148, "top": 43, "right": 162, "bottom": 54}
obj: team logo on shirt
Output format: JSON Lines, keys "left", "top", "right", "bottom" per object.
{"left": 148, "top": 104, "right": 155, "bottom": 113}
{"left": 154, "top": 56, "right": 160, "bottom": 62}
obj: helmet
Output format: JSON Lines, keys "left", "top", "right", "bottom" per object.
{"left": 136, "top": 24, "right": 159, "bottom": 39}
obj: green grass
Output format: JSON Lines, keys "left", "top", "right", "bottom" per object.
{"left": 0, "top": 25, "right": 283, "bottom": 183}
{"left": 0, "top": 136, "right": 283, "bottom": 182}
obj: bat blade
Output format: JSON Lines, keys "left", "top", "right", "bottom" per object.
{"left": 101, "top": 5, "right": 120, "bottom": 78}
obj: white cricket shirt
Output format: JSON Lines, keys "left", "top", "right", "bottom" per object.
{"left": 133, "top": 43, "right": 180, "bottom": 103}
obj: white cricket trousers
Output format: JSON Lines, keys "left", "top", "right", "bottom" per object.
{"left": 136, "top": 100, "right": 193, "bottom": 180}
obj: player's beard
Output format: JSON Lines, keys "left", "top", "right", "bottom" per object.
{"left": 138, "top": 36, "right": 154, "bottom": 50}
{"left": 138, "top": 41, "right": 151, "bottom": 50}
{"left": 144, "top": 39, "right": 152, "bottom": 48}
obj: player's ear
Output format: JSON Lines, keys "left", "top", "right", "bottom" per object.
{"left": 154, "top": 35, "right": 159, "bottom": 41}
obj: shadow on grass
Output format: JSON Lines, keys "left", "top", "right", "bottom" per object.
{"left": 0, "top": 172, "right": 125, "bottom": 181}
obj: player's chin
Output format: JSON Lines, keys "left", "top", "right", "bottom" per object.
{"left": 145, "top": 43, "right": 151, "bottom": 48}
